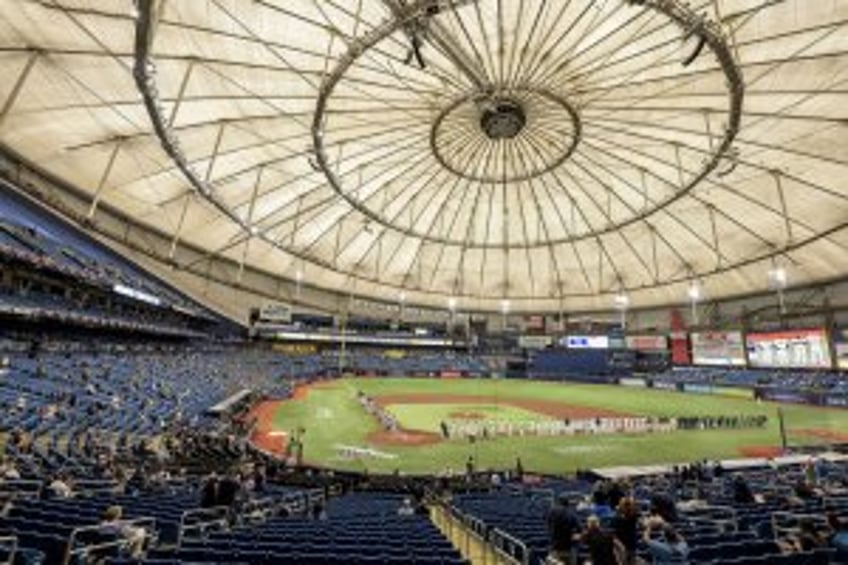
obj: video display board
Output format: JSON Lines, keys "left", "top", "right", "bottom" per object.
{"left": 746, "top": 329, "right": 831, "bottom": 368}
{"left": 563, "top": 335, "right": 610, "bottom": 349}
{"left": 691, "top": 331, "right": 746, "bottom": 366}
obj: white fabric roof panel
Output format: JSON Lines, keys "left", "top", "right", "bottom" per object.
{"left": 0, "top": 0, "right": 846, "bottom": 313}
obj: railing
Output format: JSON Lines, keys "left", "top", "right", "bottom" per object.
{"left": 63, "top": 517, "right": 156, "bottom": 565}
{"left": 0, "top": 535, "right": 17, "bottom": 565}
{"left": 489, "top": 527, "right": 530, "bottom": 565}
{"left": 0, "top": 480, "right": 42, "bottom": 500}
{"left": 771, "top": 511, "right": 829, "bottom": 541}
{"left": 681, "top": 504, "right": 738, "bottom": 532}
{"left": 177, "top": 506, "right": 229, "bottom": 546}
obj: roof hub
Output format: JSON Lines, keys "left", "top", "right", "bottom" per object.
{"left": 480, "top": 98, "right": 526, "bottom": 140}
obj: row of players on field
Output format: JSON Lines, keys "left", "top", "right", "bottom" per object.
{"left": 443, "top": 414, "right": 768, "bottom": 439}
{"left": 355, "top": 389, "right": 768, "bottom": 439}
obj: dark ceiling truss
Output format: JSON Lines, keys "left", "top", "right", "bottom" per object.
{"left": 310, "top": 0, "right": 744, "bottom": 252}
{"left": 581, "top": 122, "right": 848, "bottom": 269}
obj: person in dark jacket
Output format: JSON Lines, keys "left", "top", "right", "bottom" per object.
{"left": 581, "top": 515, "right": 619, "bottom": 565}
{"left": 216, "top": 471, "right": 241, "bottom": 508}
{"left": 546, "top": 494, "right": 580, "bottom": 565}
{"left": 612, "top": 496, "right": 640, "bottom": 564}
{"left": 200, "top": 472, "right": 218, "bottom": 508}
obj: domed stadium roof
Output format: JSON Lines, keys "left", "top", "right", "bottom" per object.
{"left": 0, "top": 0, "right": 846, "bottom": 313}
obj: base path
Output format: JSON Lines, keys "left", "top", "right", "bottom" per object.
{"left": 247, "top": 399, "right": 286, "bottom": 455}
{"left": 373, "top": 393, "right": 631, "bottom": 420}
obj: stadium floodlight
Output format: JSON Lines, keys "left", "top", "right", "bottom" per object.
{"left": 769, "top": 266, "right": 787, "bottom": 288}
{"left": 688, "top": 281, "right": 702, "bottom": 325}
{"left": 399, "top": 291, "right": 407, "bottom": 303}
{"left": 500, "top": 299, "right": 510, "bottom": 314}
{"left": 687, "top": 282, "right": 701, "bottom": 301}
{"left": 447, "top": 297, "right": 457, "bottom": 312}
{"left": 613, "top": 293, "right": 629, "bottom": 310}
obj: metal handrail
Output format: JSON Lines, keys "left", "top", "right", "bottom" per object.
{"left": 63, "top": 517, "right": 156, "bottom": 565}
{"left": 177, "top": 506, "right": 229, "bottom": 546}
{"left": 0, "top": 535, "right": 17, "bottom": 565}
{"left": 489, "top": 527, "right": 530, "bottom": 565}
{"left": 0, "top": 479, "right": 42, "bottom": 499}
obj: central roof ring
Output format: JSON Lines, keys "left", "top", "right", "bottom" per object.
{"left": 430, "top": 88, "right": 582, "bottom": 184}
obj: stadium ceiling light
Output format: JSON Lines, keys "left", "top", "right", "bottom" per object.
{"left": 613, "top": 293, "right": 630, "bottom": 309}
{"left": 500, "top": 299, "right": 510, "bottom": 314}
{"left": 447, "top": 297, "right": 457, "bottom": 312}
{"left": 399, "top": 291, "right": 407, "bottom": 303}
{"left": 687, "top": 282, "right": 702, "bottom": 301}
{"left": 768, "top": 266, "right": 787, "bottom": 288}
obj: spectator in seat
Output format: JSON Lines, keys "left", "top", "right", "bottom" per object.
{"left": 649, "top": 492, "right": 678, "bottom": 523}
{"left": 216, "top": 470, "right": 242, "bottom": 508}
{"left": 796, "top": 518, "right": 829, "bottom": 551}
{"left": 643, "top": 517, "right": 689, "bottom": 564}
{"left": 0, "top": 459, "right": 20, "bottom": 480}
{"left": 397, "top": 497, "right": 415, "bottom": 517}
{"left": 99, "top": 505, "right": 147, "bottom": 558}
{"left": 200, "top": 472, "right": 219, "bottom": 508}
{"left": 546, "top": 494, "right": 580, "bottom": 565}
{"left": 612, "top": 497, "right": 639, "bottom": 565}
{"left": 47, "top": 473, "right": 73, "bottom": 499}
{"left": 732, "top": 474, "right": 756, "bottom": 504}
{"left": 581, "top": 515, "right": 620, "bottom": 565}
{"left": 826, "top": 512, "right": 848, "bottom": 553}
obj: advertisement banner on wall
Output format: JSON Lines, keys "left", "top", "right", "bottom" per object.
{"left": 691, "top": 331, "right": 746, "bottom": 366}
{"left": 518, "top": 335, "right": 553, "bottom": 350}
{"left": 626, "top": 335, "right": 669, "bottom": 351}
{"left": 563, "top": 335, "right": 610, "bottom": 349}
{"left": 746, "top": 329, "right": 832, "bottom": 368}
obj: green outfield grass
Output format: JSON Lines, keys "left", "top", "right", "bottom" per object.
{"left": 268, "top": 378, "right": 848, "bottom": 475}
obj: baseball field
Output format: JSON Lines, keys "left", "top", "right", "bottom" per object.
{"left": 249, "top": 378, "right": 848, "bottom": 475}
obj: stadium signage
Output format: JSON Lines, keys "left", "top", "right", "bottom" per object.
{"left": 746, "top": 328, "right": 831, "bottom": 369}
{"left": 691, "top": 331, "right": 746, "bottom": 366}
{"left": 562, "top": 335, "right": 609, "bottom": 349}
{"left": 625, "top": 335, "right": 668, "bottom": 351}
{"left": 518, "top": 335, "right": 553, "bottom": 349}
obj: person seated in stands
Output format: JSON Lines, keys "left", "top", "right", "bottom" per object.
{"left": 397, "top": 497, "right": 416, "bottom": 517}
{"left": 649, "top": 491, "right": 678, "bottom": 523}
{"left": 612, "top": 496, "right": 640, "bottom": 565}
{"left": 546, "top": 493, "right": 580, "bottom": 565}
{"left": 581, "top": 515, "right": 620, "bottom": 565}
{"left": 826, "top": 512, "right": 848, "bottom": 553}
{"left": 732, "top": 474, "right": 756, "bottom": 504}
{"left": 0, "top": 459, "right": 20, "bottom": 480}
{"left": 47, "top": 473, "right": 73, "bottom": 499}
{"left": 99, "top": 505, "right": 148, "bottom": 558}
{"left": 200, "top": 472, "right": 219, "bottom": 508}
{"left": 779, "top": 517, "right": 830, "bottom": 553}
{"left": 216, "top": 469, "right": 242, "bottom": 508}
{"left": 643, "top": 516, "right": 689, "bottom": 564}
{"left": 793, "top": 478, "right": 822, "bottom": 501}
{"left": 311, "top": 500, "right": 327, "bottom": 521}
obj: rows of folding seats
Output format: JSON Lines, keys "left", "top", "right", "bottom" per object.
{"left": 125, "top": 492, "right": 468, "bottom": 565}
{"left": 0, "top": 489, "right": 201, "bottom": 563}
